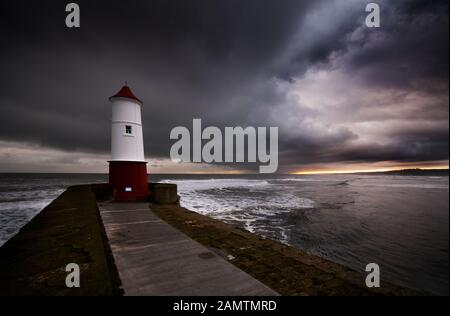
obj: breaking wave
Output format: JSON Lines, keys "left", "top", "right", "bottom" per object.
{"left": 161, "top": 178, "right": 315, "bottom": 244}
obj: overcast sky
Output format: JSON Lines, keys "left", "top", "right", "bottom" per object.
{"left": 0, "top": 0, "right": 448, "bottom": 173}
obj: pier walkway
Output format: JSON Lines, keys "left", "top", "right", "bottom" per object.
{"left": 98, "top": 201, "right": 278, "bottom": 296}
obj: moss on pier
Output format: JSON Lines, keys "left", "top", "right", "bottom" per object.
{"left": 0, "top": 185, "right": 121, "bottom": 296}
{"left": 151, "top": 204, "right": 420, "bottom": 296}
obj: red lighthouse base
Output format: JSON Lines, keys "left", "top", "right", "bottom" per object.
{"left": 109, "top": 161, "right": 149, "bottom": 201}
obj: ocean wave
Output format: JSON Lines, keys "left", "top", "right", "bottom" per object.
{"left": 0, "top": 199, "right": 54, "bottom": 246}
{"left": 167, "top": 178, "right": 315, "bottom": 245}
{"left": 274, "top": 178, "right": 330, "bottom": 182}
{"left": 0, "top": 174, "right": 105, "bottom": 246}
{"left": 161, "top": 178, "right": 270, "bottom": 191}
{"left": 0, "top": 188, "right": 65, "bottom": 203}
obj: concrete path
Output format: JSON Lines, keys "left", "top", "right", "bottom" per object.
{"left": 98, "top": 201, "right": 278, "bottom": 296}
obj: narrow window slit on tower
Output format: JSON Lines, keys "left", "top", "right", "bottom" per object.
{"left": 125, "top": 125, "right": 132, "bottom": 135}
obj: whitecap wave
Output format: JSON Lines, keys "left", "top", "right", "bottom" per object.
{"left": 164, "top": 178, "right": 315, "bottom": 244}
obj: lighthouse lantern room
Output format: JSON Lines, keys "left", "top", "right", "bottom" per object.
{"left": 108, "top": 85, "right": 149, "bottom": 201}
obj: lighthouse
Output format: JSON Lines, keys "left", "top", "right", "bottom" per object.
{"left": 108, "top": 84, "right": 149, "bottom": 201}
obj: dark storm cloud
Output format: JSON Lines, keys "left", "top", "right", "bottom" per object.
{"left": 0, "top": 0, "right": 316, "bottom": 154}
{"left": 272, "top": 0, "right": 449, "bottom": 169}
{"left": 0, "top": 0, "right": 448, "bottom": 171}
{"left": 340, "top": 0, "right": 449, "bottom": 91}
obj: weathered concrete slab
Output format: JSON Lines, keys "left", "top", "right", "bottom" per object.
{"left": 98, "top": 201, "right": 278, "bottom": 296}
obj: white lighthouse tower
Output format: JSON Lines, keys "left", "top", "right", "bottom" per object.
{"left": 108, "top": 84, "right": 148, "bottom": 200}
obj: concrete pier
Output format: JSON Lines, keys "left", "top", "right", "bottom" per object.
{"left": 98, "top": 201, "right": 278, "bottom": 296}
{"left": 0, "top": 184, "right": 420, "bottom": 296}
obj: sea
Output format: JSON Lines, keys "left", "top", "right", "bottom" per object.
{"left": 0, "top": 173, "right": 448, "bottom": 295}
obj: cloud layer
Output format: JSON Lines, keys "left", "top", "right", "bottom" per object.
{"left": 0, "top": 0, "right": 448, "bottom": 172}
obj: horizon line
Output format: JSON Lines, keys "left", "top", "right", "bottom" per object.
{"left": 0, "top": 167, "right": 448, "bottom": 176}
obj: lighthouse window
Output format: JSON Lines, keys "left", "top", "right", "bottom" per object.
{"left": 125, "top": 125, "right": 132, "bottom": 135}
